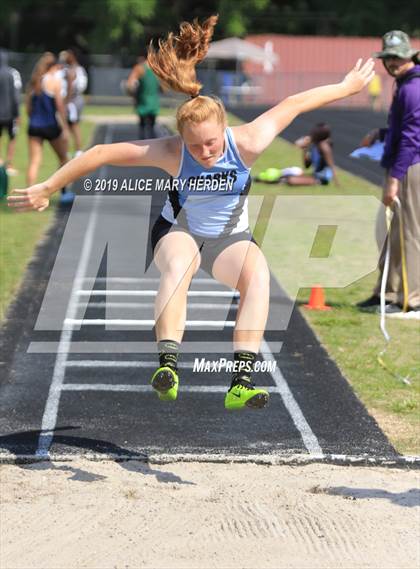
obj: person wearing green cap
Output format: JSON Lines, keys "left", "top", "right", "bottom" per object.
{"left": 357, "top": 31, "right": 420, "bottom": 314}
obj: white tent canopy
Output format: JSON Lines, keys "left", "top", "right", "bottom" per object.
{"left": 206, "top": 37, "right": 278, "bottom": 65}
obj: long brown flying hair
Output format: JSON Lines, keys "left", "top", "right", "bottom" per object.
{"left": 147, "top": 15, "right": 227, "bottom": 133}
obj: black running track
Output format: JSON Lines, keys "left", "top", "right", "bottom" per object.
{"left": 0, "top": 119, "right": 405, "bottom": 464}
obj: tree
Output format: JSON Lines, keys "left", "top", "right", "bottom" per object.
{"left": 77, "top": 0, "right": 157, "bottom": 54}
{"left": 1, "top": 0, "right": 418, "bottom": 54}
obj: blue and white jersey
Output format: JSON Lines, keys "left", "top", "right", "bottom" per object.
{"left": 161, "top": 127, "right": 251, "bottom": 237}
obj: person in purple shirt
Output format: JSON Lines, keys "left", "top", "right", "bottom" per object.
{"left": 357, "top": 31, "right": 420, "bottom": 313}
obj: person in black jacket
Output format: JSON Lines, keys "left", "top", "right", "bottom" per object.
{"left": 0, "top": 50, "right": 22, "bottom": 176}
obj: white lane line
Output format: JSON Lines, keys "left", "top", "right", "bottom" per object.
{"left": 64, "top": 318, "right": 235, "bottom": 327}
{"left": 260, "top": 338, "right": 323, "bottom": 457}
{"left": 80, "top": 302, "right": 237, "bottom": 310}
{"left": 37, "top": 203, "right": 99, "bottom": 456}
{"left": 36, "top": 126, "right": 112, "bottom": 458}
{"left": 76, "top": 290, "right": 239, "bottom": 298}
{"left": 62, "top": 384, "right": 277, "bottom": 393}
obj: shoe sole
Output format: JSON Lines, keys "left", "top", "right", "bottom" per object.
{"left": 245, "top": 392, "right": 269, "bottom": 409}
{"left": 151, "top": 371, "right": 176, "bottom": 393}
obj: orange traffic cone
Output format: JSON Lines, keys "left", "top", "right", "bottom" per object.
{"left": 304, "top": 285, "right": 331, "bottom": 311}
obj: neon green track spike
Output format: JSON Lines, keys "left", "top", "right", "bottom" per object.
{"left": 151, "top": 366, "right": 179, "bottom": 401}
{"left": 224, "top": 379, "right": 269, "bottom": 410}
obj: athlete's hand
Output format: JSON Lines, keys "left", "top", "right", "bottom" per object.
{"left": 342, "top": 58, "right": 375, "bottom": 96}
{"left": 7, "top": 183, "right": 50, "bottom": 212}
{"left": 295, "top": 135, "right": 311, "bottom": 149}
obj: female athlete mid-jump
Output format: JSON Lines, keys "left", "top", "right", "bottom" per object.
{"left": 8, "top": 16, "right": 375, "bottom": 410}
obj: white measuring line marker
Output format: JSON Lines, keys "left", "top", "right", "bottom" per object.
{"left": 28, "top": 341, "right": 283, "bottom": 354}
{"left": 66, "top": 360, "right": 196, "bottom": 369}
{"left": 36, "top": 126, "right": 113, "bottom": 458}
{"left": 82, "top": 277, "right": 231, "bottom": 286}
{"left": 64, "top": 319, "right": 235, "bottom": 327}
{"left": 79, "top": 302, "right": 237, "bottom": 310}
{"left": 65, "top": 359, "right": 275, "bottom": 369}
{"left": 260, "top": 338, "right": 323, "bottom": 457}
{"left": 76, "top": 290, "right": 239, "bottom": 298}
{"left": 62, "top": 384, "right": 276, "bottom": 393}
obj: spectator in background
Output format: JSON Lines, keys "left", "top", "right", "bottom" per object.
{"left": 0, "top": 50, "right": 22, "bottom": 176}
{"left": 26, "top": 52, "right": 69, "bottom": 197}
{"left": 59, "top": 49, "right": 88, "bottom": 157}
{"left": 287, "top": 122, "right": 339, "bottom": 186}
{"left": 368, "top": 73, "right": 382, "bottom": 111}
{"left": 357, "top": 31, "right": 420, "bottom": 313}
{"left": 255, "top": 123, "right": 339, "bottom": 186}
{"left": 127, "top": 55, "right": 160, "bottom": 139}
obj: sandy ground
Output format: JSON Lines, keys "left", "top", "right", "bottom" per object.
{"left": 0, "top": 460, "right": 419, "bottom": 569}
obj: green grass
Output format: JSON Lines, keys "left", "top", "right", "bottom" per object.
{"left": 0, "top": 106, "right": 97, "bottom": 321}
{"left": 83, "top": 104, "right": 133, "bottom": 115}
{"left": 0, "top": 105, "right": 418, "bottom": 455}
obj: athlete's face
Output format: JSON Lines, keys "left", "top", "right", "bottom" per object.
{"left": 181, "top": 118, "right": 225, "bottom": 168}
{"left": 382, "top": 56, "right": 414, "bottom": 78}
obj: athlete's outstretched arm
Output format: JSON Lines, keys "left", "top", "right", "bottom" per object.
{"left": 7, "top": 137, "right": 177, "bottom": 212}
{"left": 235, "top": 58, "right": 375, "bottom": 163}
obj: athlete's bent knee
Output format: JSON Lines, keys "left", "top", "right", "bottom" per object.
{"left": 238, "top": 266, "right": 270, "bottom": 295}
{"left": 162, "top": 256, "right": 198, "bottom": 282}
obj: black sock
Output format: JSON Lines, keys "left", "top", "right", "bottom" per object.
{"left": 158, "top": 339, "right": 180, "bottom": 370}
{"left": 231, "top": 350, "right": 257, "bottom": 386}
